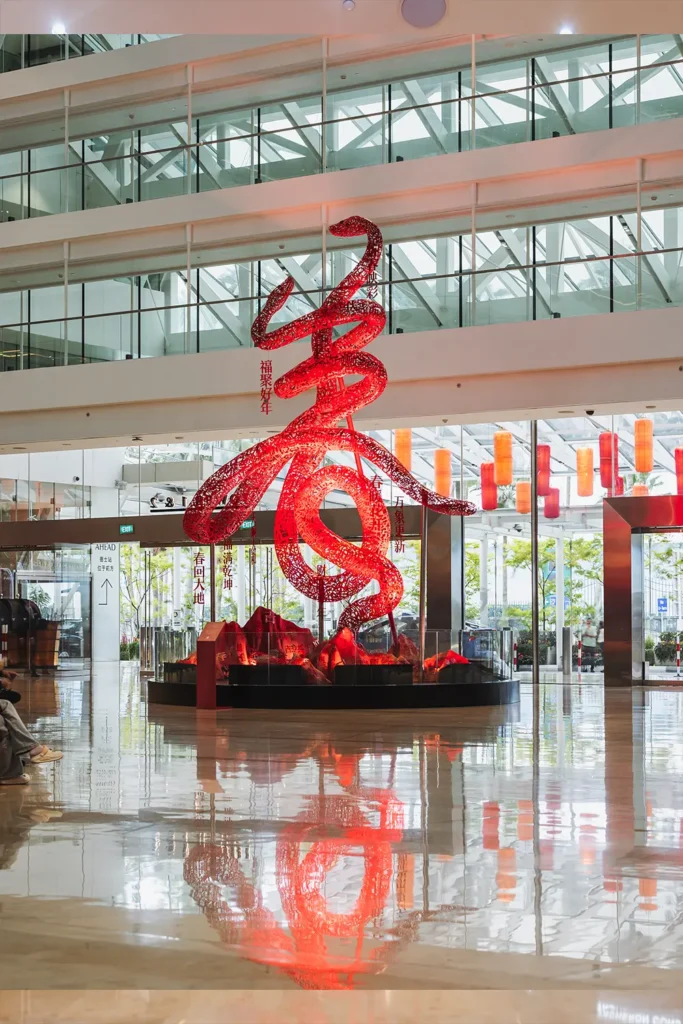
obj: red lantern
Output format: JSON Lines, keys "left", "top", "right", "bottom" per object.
{"left": 576, "top": 448, "right": 594, "bottom": 498}
{"left": 544, "top": 487, "right": 560, "bottom": 519}
{"left": 615, "top": 475, "right": 624, "bottom": 496}
{"left": 480, "top": 463, "right": 498, "bottom": 511}
{"left": 599, "top": 432, "right": 618, "bottom": 490}
{"left": 676, "top": 448, "right": 683, "bottom": 495}
{"left": 632, "top": 483, "right": 649, "bottom": 497}
{"left": 515, "top": 481, "right": 531, "bottom": 514}
{"left": 493, "top": 431, "right": 513, "bottom": 486}
{"left": 537, "top": 444, "right": 551, "bottom": 497}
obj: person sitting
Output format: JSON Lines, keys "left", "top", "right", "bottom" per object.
{"left": 0, "top": 698, "right": 62, "bottom": 787}
{"left": 0, "top": 664, "right": 21, "bottom": 705}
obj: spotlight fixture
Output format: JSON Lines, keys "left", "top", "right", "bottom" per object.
{"left": 401, "top": 0, "right": 446, "bottom": 28}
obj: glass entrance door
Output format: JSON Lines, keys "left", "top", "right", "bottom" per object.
{"left": 0, "top": 545, "right": 91, "bottom": 670}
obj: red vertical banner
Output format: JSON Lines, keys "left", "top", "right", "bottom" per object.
{"left": 193, "top": 550, "right": 206, "bottom": 605}
{"left": 222, "top": 542, "right": 233, "bottom": 590}
{"left": 394, "top": 497, "right": 405, "bottom": 554}
{"left": 260, "top": 359, "right": 273, "bottom": 415}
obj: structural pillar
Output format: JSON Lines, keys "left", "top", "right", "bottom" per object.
{"left": 425, "top": 511, "right": 465, "bottom": 639}
{"left": 555, "top": 536, "right": 564, "bottom": 670}
{"left": 479, "top": 533, "right": 489, "bottom": 627}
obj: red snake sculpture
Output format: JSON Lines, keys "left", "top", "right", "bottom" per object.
{"left": 183, "top": 216, "right": 475, "bottom": 630}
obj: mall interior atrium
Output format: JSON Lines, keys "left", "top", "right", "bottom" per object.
{"left": 1, "top": 2, "right": 683, "bottom": 1021}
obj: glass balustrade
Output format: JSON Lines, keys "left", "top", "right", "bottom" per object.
{"left": 1, "top": 42, "right": 683, "bottom": 221}
{"left": 0, "top": 244, "right": 680, "bottom": 371}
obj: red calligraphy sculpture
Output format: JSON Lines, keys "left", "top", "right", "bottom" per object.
{"left": 183, "top": 216, "right": 476, "bottom": 631}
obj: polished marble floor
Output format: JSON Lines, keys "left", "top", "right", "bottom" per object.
{"left": 1, "top": 666, "right": 683, "bottom": 1022}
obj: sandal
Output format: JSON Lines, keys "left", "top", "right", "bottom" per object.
{"left": 0, "top": 773, "right": 30, "bottom": 786}
{"left": 29, "top": 748, "right": 63, "bottom": 764}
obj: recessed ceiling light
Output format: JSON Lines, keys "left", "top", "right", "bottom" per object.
{"left": 51, "top": 21, "right": 66, "bottom": 34}
{"left": 342, "top": 0, "right": 355, "bottom": 9}
{"left": 13, "top": 446, "right": 26, "bottom": 451}
{"left": 559, "top": 25, "right": 574, "bottom": 34}
{"left": 646, "top": 405, "right": 656, "bottom": 410}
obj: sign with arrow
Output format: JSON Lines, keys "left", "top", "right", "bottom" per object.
{"left": 99, "top": 578, "right": 113, "bottom": 606}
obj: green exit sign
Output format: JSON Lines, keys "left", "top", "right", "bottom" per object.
{"left": 241, "top": 519, "right": 255, "bottom": 530}
{"left": 119, "top": 524, "right": 135, "bottom": 535}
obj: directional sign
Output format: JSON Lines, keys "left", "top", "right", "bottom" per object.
{"left": 99, "top": 577, "right": 113, "bottom": 606}
{"left": 658, "top": 597, "right": 668, "bottom": 614}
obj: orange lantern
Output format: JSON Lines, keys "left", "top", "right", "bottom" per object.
{"left": 394, "top": 428, "right": 412, "bottom": 472}
{"left": 676, "top": 448, "right": 683, "bottom": 495}
{"left": 576, "top": 447, "right": 594, "bottom": 498}
{"left": 544, "top": 487, "right": 560, "bottom": 519}
{"left": 496, "top": 847, "right": 517, "bottom": 902}
{"left": 493, "top": 430, "right": 513, "bottom": 486}
{"left": 434, "top": 448, "right": 451, "bottom": 497}
{"left": 480, "top": 463, "right": 498, "bottom": 511}
{"left": 639, "top": 876, "right": 658, "bottom": 911}
{"left": 579, "top": 831, "right": 596, "bottom": 867}
{"left": 515, "top": 481, "right": 531, "bottom": 514}
{"left": 517, "top": 799, "right": 533, "bottom": 842}
{"left": 634, "top": 418, "right": 653, "bottom": 473}
{"left": 537, "top": 444, "right": 551, "bottom": 497}
{"left": 632, "top": 483, "right": 649, "bottom": 497}
{"left": 482, "top": 800, "right": 500, "bottom": 851}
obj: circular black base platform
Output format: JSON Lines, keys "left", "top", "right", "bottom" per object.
{"left": 147, "top": 677, "right": 520, "bottom": 710}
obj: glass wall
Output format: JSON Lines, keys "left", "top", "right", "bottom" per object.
{"left": 2, "top": 413, "right": 681, "bottom": 676}
{"left": 1, "top": 35, "right": 681, "bottom": 220}
{"left": 0, "top": 34, "right": 173, "bottom": 73}
{"left": 2, "top": 201, "right": 683, "bottom": 370}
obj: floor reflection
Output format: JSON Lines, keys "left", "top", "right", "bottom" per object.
{"left": 1, "top": 667, "right": 683, "bottom": 994}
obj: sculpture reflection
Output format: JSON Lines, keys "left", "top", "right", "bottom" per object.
{"left": 185, "top": 733, "right": 469, "bottom": 989}
{"left": 185, "top": 785, "right": 403, "bottom": 989}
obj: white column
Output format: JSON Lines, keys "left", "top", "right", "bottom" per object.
{"left": 479, "top": 534, "right": 489, "bottom": 626}
{"left": 555, "top": 535, "right": 564, "bottom": 670}
{"left": 89, "top": 662, "right": 120, "bottom": 813}
{"left": 91, "top": 485, "right": 120, "bottom": 662}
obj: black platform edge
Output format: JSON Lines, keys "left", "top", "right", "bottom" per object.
{"left": 147, "top": 678, "right": 520, "bottom": 710}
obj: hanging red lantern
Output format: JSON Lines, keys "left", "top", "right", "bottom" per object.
{"left": 394, "top": 429, "right": 412, "bottom": 472}
{"left": 632, "top": 483, "right": 649, "bottom": 497}
{"left": 434, "top": 449, "right": 451, "bottom": 497}
{"left": 480, "top": 463, "right": 498, "bottom": 511}
{"left": 544, "top": 487, "right": 560, "bottom": 519}
{"left": 537, "top": 444, "right": 551, "bottom": 497}
{"left": 576, "top": 448, "right": 594, "bottom": 498}
{"left": 634, "top": 418, "right": 654, "bottom": 474}
{"left": 675, "top": 448, "right": 683, "bottom": 495}
{"left": 615, "top": 475, "right": 624, "bottom": 496}
{"left": 515, "top": 481, "right": 531, "bottom": 514}
{"left": 493, "top": 430, "right": 513, "bottom": 486}
{"left": 599, "top": 432, "right": 618, "bottom": 490}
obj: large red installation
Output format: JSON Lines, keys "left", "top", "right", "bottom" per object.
{"left": 183, "top": 216, "right": 476, "bottom": 630}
